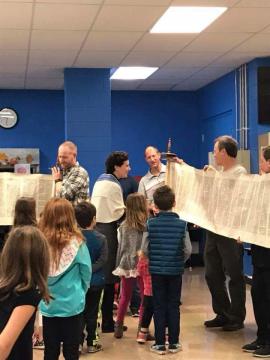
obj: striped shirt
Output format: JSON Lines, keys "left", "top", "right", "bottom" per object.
{"left": 138, "top": 163, "right": 166, "bottom": 204}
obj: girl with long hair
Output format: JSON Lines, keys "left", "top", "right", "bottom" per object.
{"left": 39, "top": 198, "right": 91, "bottom": 360}
{"left": 0, "top": 226, "right": 50, "bottom": 360}
{"left": 113, "top": 193, "right": 148, "bottom": 338}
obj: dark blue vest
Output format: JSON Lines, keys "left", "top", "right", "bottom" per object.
{"left": 148, "top": 212, "right": 186, "bottom": 275}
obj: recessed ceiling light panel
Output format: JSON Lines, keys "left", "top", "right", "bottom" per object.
{"left": 111, "top": 67, "right": 158, "bottom": 80}
{"left": 150, "top": 6, "right": 227, "bottom": 34}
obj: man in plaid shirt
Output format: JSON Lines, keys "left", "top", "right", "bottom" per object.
{"left": 52, "top": 141, "right": 89, "bottom": 204}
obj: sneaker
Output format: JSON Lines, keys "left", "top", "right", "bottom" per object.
{"left": 102, "top": 320, "right": 128, "bottom": 333}
{"left": 33, "top": 339, "right": 45, "bottom": 350}
{"left": 150, "top": 344, "right": 166, "bottom": 355}
{"left": 204, "top": 315, "right": 228, "bottom": 328}
{"left": 130, "top": 307, "right": 140, "bottom": 317}
{"left": 253, "top": 345, "right": 270, "bottom": 358}
{"left": 87, "top": 344, "right": 103, "bottom": 353}
{"left": 137, "top": 331, "right": 147, "bottom": 344}
{"left": 146, "top": 333, "right": 155, "bottom": 342}
{"left": 222, "top": 322, "right": 244, "bottom": 331}
{"left": 114, "top": 322, "right": 124, "bottom": 339}
{"left": 113, "top": 301, "right": 118, "bottom": 310}
{"left": 242, "top": 340, "right": 264, "bottom": 353}
{"left": 168, "top": 343, "right": 182, "bottom": 353}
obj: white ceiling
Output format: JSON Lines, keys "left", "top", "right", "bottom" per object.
{"left": 1, "top": 0, "right": 270, "bottom": 91}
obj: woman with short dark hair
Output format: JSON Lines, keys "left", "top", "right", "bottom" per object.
{"left": 91, "top": 151, "right": 130, "bottom": 333}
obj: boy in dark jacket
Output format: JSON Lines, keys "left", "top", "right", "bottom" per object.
{"left": 148, "top": 185, "right": 188, "bottom": 355}
{"left": 75, "top": 201, "right": 108, "bottom": 354}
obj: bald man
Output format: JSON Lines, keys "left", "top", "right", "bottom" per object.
{"left": 52, "top": 141, "right": 89, "bottom": 204}
{"left": 138, "top": 146, "right": 166, "bottom": 210}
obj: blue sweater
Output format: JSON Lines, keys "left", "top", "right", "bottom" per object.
{"left": 148, "top": 212, "right": 186, "bottom": 275}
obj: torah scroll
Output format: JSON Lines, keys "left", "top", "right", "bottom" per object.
{"left": 0, "top": 173, "right": 54, "bottom": 225}
{"left": 167, "top": 162, "right": 270, "bottom": 248}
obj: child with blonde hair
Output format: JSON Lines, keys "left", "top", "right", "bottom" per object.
{"left": 113, "top": 193, "right": 148, "bottom": 338}
{"left": 0, "top": 226, "right": 50, "bottom": 360}
{"left": 39, "top": 198, "right": 91, "bottom": 360}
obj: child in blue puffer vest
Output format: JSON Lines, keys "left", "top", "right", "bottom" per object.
{"left": 147, "top": 185, "right": 191, "bottom": 355}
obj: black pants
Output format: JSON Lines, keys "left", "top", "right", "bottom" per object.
{"left": 43, "top": 313, "right": 83, "bottom": 360}
{"left": 81, "top": 286, "right": 103, "bottom": 346}
{"left": 101, "top": 283, "right": 115, "bottom": 330}
{"left": 152, "top": 274, "right": 182, "bottom": 346}
{"left": 204, "top": 231, "right": 246, "bottom": 324}
{"left": 252, "top": 266, "right": 270, "bottom": 344}
{"left": 130, "top": 282, "right": 141, "bottom": 311}
{"left": 141, "top": 295, "right": 154, "bottom": 329}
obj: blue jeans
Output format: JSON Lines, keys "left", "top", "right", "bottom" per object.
{"left": 152, "top": 274, "right": 182, "bottom": 345}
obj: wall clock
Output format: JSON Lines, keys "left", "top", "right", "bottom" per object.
{"left": 0, "top": 108, "right": 18, "bottom": 129}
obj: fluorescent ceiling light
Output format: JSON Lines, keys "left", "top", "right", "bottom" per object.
{"left": 111, "top": 67, "right": 158, "bottom": 80}
{"left": 150, "top": 6, "right": 227, "bottom": 33}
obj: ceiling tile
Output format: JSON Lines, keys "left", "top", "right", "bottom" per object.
{"left": 36, "top": 0, "right": 102, "bottom": 3}
{"left": 194, "top": 65, "right": 236, "bottom": 79}
{"left": 171, "top": 0, "right": 239, "bottom": 5}
{"left": 121, "top": 51, "right": 175, "bottom": 67}
{"left": 29, "top": 50, "right": 78, "bottom": 67}
{"left": 105, "top": 0, "right": 171, "bottom": 4}
{"left": 149, "top": 67, "right": 202, "bottom": 81}
{"left": 143, "top": 78, "right": 181, "bottom": 85}
{"left": 138, "top": 82, "right": 173, "bottom": 90}
{"left": 0, "top": 0, "right": 33, "bottom": 2}
{"left": 171, "top": 0, "right": 239, "bottom": 6}
{"left": 206, "top": 8, "right": 270, "bottom": 33}
{"left": 0, "top": 30, "right": 29, "bottom": 50}
{"left": 33, "top": 4, "right": 99, "bottom": 30}
{"left": 74, "top": 51, "right": 126, "bottom": 67}
{"left": 235, "top": 0, "right": 270, "bottom": 7}
{"left": 93, "top": 5, "right": 166, "bottom": 31}
{"left": 111, "top": 79, "right": 142, "bottom": 90}
{"left": 0, "top": 3, "right": 32, "bottom": 29}
{"left": 0, "top": 63, "right": 26, "bottom": 74}
{"left": 183, "top": 33, "right": 252, "bottom": 52}
{"left": 25, "top": 77, "right": 64, "bottom": 89}
{"left": 27, "top": 65, "right": 64, "bottom": 78}
{"left": 31, "top": 30, "right": 87, "bottom": 50}
{"left": 211, "top": 51, "right": 261, "bottom": 66}
{"left": 83, "top": 31, "right": 143, "bottom": 51}
{"left": 262, "top": 25, "right": 270, "bottom": 33}
{"left": 234, "top": 34, "right": 270, "bottom": 52}
{"left": 165, "top": 52, "right": 223, "bottom": 67}
{"left": 133, "top": 33, "right": 196, "bottom": 52}
{"left": 0, "top": 50, "right": 27, "bottom": 65}
{"left": 0, "top": 77, "right": 24, "bottom": 89}
{"left": 173, "top": 78, "right": 213, "bottom": 90}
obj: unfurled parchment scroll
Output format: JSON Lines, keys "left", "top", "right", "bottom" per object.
{"left": 167, "top": 163, "right": 270, "bottom": 248}
{"left": 0, "top": 173, "right": 54, "bottom": 225}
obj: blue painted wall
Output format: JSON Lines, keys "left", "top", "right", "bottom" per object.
{"left": 197, "top": 71, "right": 237, "bottom": 167}
{"left": 0, "top": 90, "right": 64, "bottom": 173}
{"left": 111, "top": 91, "right": 200, "bottom": 176}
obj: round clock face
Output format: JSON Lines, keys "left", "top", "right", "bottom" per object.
{"left": 0, "top": 108, "right": 18, "bottom": 129}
